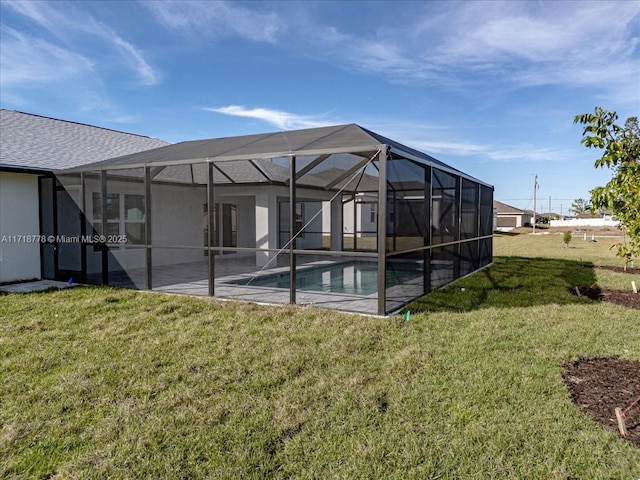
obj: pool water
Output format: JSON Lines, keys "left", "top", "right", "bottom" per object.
{"left": 232, "top": 261, "right": 422, "bottom": 296}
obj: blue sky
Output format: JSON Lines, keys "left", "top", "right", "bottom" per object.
{"left": 1, "top": 0, "right": 638, "bottom": 214}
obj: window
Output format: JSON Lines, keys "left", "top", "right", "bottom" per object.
{"left": 203, "top": 202, "right": 238, "bottom": 249}
{"left": 295, "top": 203, "right": 305, "bottom": 238}
{"left": 278, "top": 201, "right": 307, "bottom": 247}
{"left": 124, "top": 194, "right": 145, "bottom": 244}
{"left": 93, "top": 192, "right": 145, "bottom": 244}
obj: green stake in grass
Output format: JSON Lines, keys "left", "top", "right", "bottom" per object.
{"left": 404, "top": 311, "right": 411, "bottom": 321}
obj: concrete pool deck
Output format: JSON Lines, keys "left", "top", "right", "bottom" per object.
{"left": 0, "top": 279, "right": 75, "bottom": 293}
{"left": 2, "top": 255, "right": 431, "bottom": 315}
{"left": 106, "top": 255, "right": 422, "bottom": 315}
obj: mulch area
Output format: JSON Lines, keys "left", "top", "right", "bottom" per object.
{"left": 564, "top": 358, "right": 640, "bottom": 447}
{"left": 597, "top": 265, "right": 640, "bottom": 275}
{"left": 598, "top": 289, "right": 640, "bottom": 309}
{"left": 573, "top": 286, "right": 640, "bottom": 310}
{"left": 564, "top": 266, "right": 640, "bottom": 448}
{"left": 573, "top": 265, "right": 640, "bottom": 309}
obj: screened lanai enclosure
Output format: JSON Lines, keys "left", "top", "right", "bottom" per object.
{"left": 50, "top": 124, "right": 493, "bottom": 315}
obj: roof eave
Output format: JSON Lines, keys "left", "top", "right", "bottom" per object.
{"left": 0, "top": 164, "right": 55, "bottom": 175}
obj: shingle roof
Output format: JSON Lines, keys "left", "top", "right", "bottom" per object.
{"left": 0, "top": 109, "right": 169, "bottom": 172}
{"left": 493, "top": 200, "right": 529, "bottom": 215}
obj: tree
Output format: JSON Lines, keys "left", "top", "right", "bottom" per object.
{"left": 569, "top": 198, "right": 591, "bottom": 216}
{"left": 574, "top": 107, "right": 640, "bottom": 269}
{"left": 563, "top": 230, "right": 572, "bottom": 248}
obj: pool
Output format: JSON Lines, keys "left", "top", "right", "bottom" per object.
{"left": 228, "top": 261, "right": 423, "bottom": 296}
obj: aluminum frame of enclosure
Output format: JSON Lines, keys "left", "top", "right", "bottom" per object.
{"left": 52, "top": 124, "right": 493, "bottom": 315}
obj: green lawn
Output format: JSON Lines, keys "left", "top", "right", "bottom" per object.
{"left": 494, "top": 230, "right": 630, "bottom": 267}
{"left": 1, "top": 234, "right": 639, "bottom": 479}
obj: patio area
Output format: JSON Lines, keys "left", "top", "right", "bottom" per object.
{"left": 105, "top": 253, "right": 425, "bottom": 315}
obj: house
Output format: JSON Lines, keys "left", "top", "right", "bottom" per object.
{"left": 56, "top": 123, "right": 494, "bottom": 315}
{"left": 0, "top": 109, "right": 169, "bottom": 284}
{"left": 493, "top": 200, "right": 532, "bottom": 231}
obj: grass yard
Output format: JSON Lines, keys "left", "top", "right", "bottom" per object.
{"left": 494, "top": 230, "right": 630, "bottom": 267}
{"left": 1, "top": 233, "right": 639, "bottom": 479}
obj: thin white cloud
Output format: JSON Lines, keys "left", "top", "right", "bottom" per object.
{"left": 296, "top": 1, "right": 640, "bottom": 99}
{"left": 3, "top": 0, "right": 159, "bottom": 85}
{"left": 409, "top": 140, "right": 488, "bottom": 157}
{"left": 0, "top": 27, "right": 135, "bottom": 120}
{"left": 110, "top": 36, "right": 159, "bottom": 86}
{"left": 143, "top": 1, "right": 283, "bottom": 43}
{"left": 409, "top": 138, "right": 570, "bottom": 163}
{"left": 204, "top": 105, "right": 333, "bottom": 130}
{"left": 429, "top": 1, "right": 640, "bottom": 99}
{"left": 429, "top": 1, "right": 638, "bottom": 65}
{"left": 484, "top": 146, "right": 573, "bottom": 163}
{"left": 0, "top": 26, "right": 94, "bottom": 87}
{"left": 386, "top": 123, "right": 573, "bottom": 163}
{"left": 351, "top": 42, "right": 415, "bottom": 73}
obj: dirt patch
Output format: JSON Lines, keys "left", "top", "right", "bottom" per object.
{"left": 599, "top": 289, "right": 640, "bottom": 309}
{"left": 572, "top": 286, "right": 640, "bottom": 309}
{"left": 596, "top": 265, "right": 640, "bottom": 275}
{"left": 564, "top": 358, "right": 640, "bottom": 447}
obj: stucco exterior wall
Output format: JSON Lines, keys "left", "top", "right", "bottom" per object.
{"left": 0, "top": 172, "right": 41, "bottom": 282}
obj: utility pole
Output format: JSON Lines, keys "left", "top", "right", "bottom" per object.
{"left": 548, "top": 196, "right": 551, "bottom": 216}
{"left": 533, "top": 174, "right": 538, "bottom": 233}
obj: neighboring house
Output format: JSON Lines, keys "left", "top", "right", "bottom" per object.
{"left": 493, "top": 200, "right": 533, "bottom": 231}
{"left": 0, "top": 109, "right": 169, "bottom": 283}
